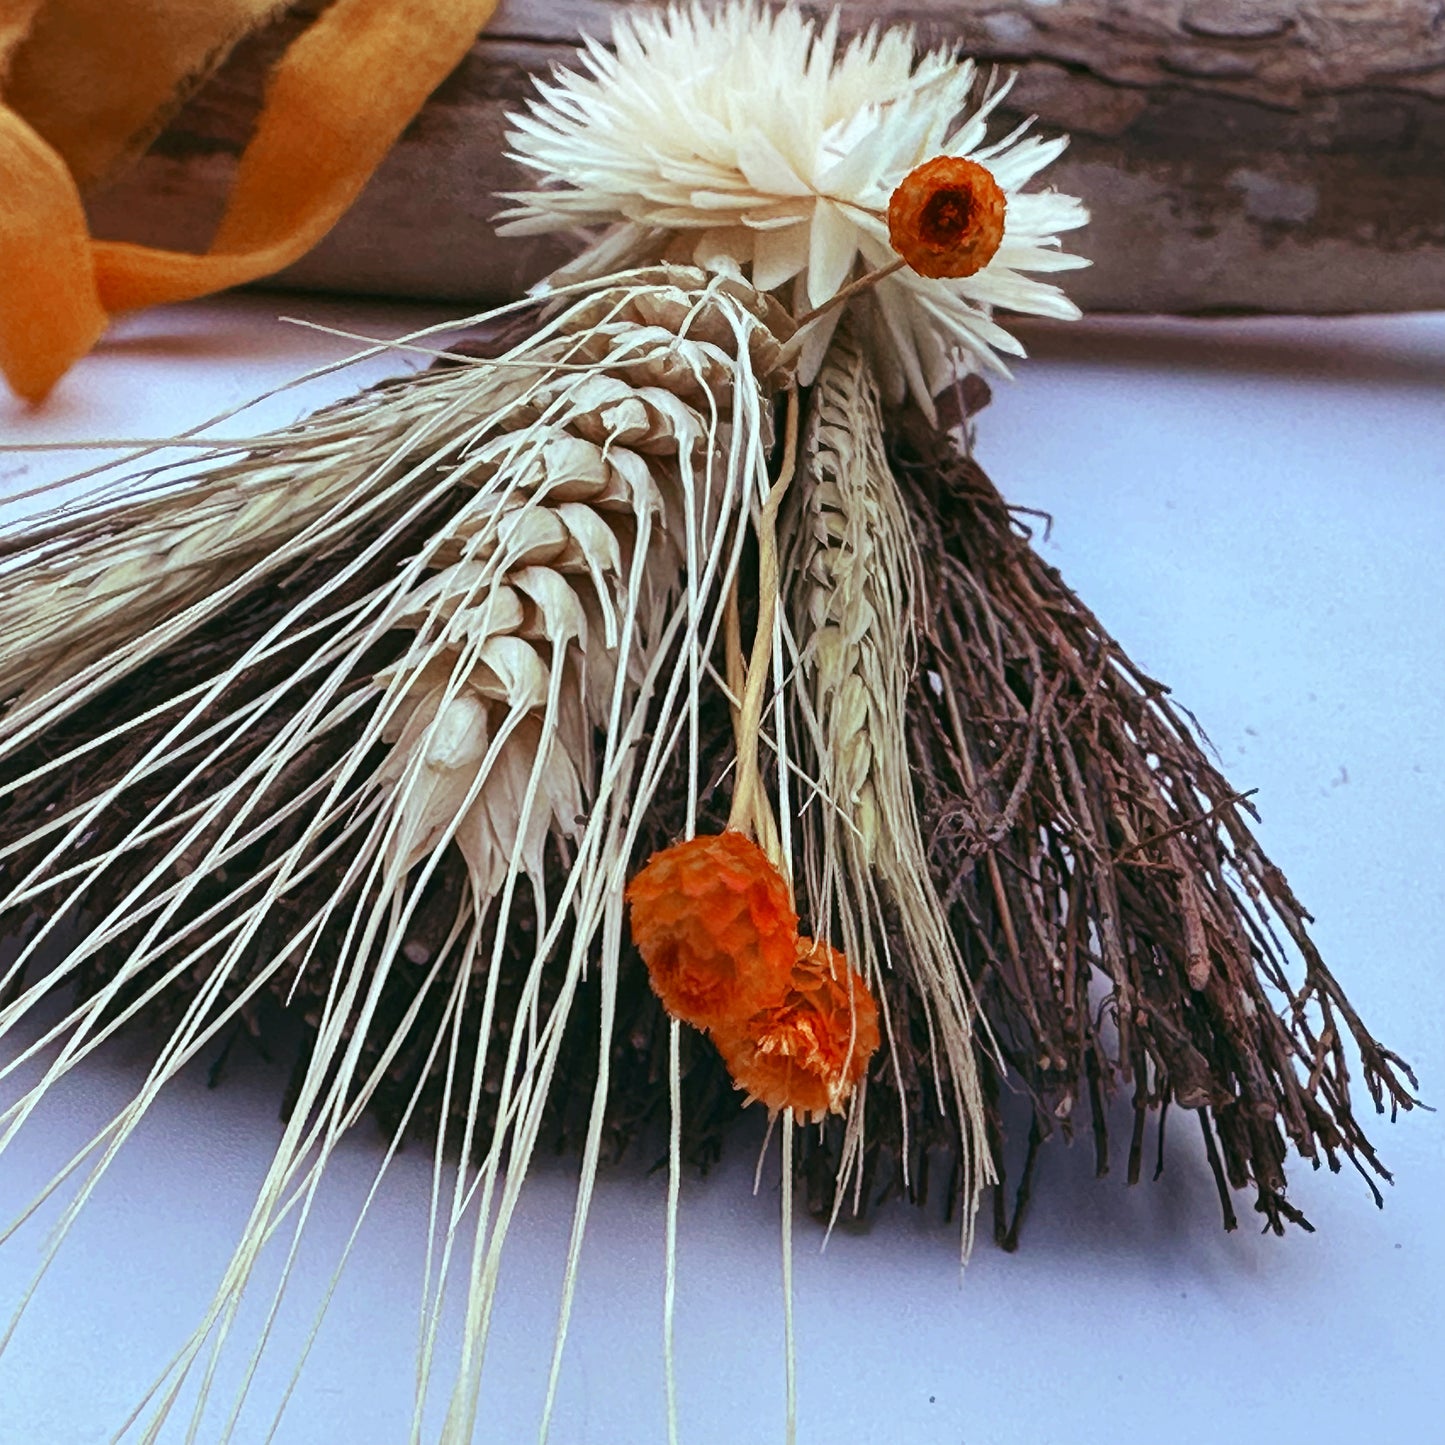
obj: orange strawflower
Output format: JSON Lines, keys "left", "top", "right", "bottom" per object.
{"left": 715, "top": 937, "right": 880, "bottom": 1121}
{"left": 887, "top": 155, "right": 1007, "bottom": 280}
{"left": 626, "top": 830, "right": 798, "bottom": 1032}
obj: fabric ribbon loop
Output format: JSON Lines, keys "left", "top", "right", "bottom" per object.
{"left": 0, "top": 0, "right": 501, "bottom": 402}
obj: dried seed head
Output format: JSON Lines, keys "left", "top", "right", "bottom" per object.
{"left": 625, "top": 830, "right": 798, "bottom": 1032}
{"left": 887, "top": 156, "right": 1006, "bottom": 280}
{"left": 715, "top": 937, "right": 880, "bottom": 1121}
{"left": 372, "top": 270, "right": 787, "bottom": 903}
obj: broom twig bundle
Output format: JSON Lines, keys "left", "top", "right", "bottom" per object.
{"left": 891, "top": 403, "right": 1418, "bottom": 1243}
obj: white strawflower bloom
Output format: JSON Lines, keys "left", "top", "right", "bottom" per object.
{"left": 498, "top": 0, "right": 1089, "bottom": 412}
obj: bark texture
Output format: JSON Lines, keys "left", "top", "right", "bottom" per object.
{"left": 84, "top": 0, "right": 1445, "bottom": 314}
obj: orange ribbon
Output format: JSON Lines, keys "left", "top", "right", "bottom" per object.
{"left": 0, "top": 0, "right": 501, "bottom": 403}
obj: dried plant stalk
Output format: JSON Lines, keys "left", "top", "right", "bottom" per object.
{"left": 0, "top": 369, "right": 512, "bottom": 708}
{"left": 787, "top": 329, "right": 992, "bottom": 1243}
{"left": 0, "top": 267, "right": 791, "bottom": 1440}
{"left": 890, "top": 404, "right": 1417, "bottom": 1243}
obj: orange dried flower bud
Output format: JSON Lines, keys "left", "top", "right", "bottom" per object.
{"left": 715, "top": 937, "right": 880, "bottom": 1121}
{"left": 887, "top": 155, "right": 1007, "bottom": 280}
{"left": 625, "top": 830, "right": 798, "bottom": 1032}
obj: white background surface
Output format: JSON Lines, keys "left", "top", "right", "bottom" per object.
{"left": 1, "top": 297, "right": 1441, "bottom": 1444}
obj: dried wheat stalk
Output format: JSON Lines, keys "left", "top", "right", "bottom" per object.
{"left": 0, "top": 266, "right": 792, "bottom": 1440}
{"left": 368, "top": 279, "right": 789, "bottom": 902}
{"left": 0, "top": 369, "right": 502, "bottom": 708}
{"left": 787, "top": 328, "right": 992, "bottom": 1243}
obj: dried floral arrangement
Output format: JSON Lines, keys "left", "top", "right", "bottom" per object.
{"left": 0, "top": 3, "right": 1417, "bottom": 1439}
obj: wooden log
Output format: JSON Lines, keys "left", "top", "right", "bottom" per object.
{"left": 83, "top": 0, "right": 1445, "bottom": 315}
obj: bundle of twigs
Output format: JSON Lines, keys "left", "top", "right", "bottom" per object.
{"left": 891, "top": 399, "right": 1417, "bottom": 1243}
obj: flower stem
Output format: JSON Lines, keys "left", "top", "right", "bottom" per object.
{"left": 727, "top": 387, "right": 800, "bottom": 857}
{"left": 791, "top": 257, "right": 907, "bottom": 331}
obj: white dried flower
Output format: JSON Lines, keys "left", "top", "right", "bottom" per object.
{"left": 499, "top": 0, "right": 1089, "bottom": 409}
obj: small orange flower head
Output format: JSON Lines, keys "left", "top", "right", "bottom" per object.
{"left": 715, "top": 937, "right": 880, "bottom": 1121}
{"left": 887, "top": 155, "right": 1007, "bottom": 280}
{"left": 626, "top": 831, "right": 798, "bottom": 1032}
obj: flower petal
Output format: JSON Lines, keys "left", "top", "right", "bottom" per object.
{"left": 806, "top": 199, "right": 859, "bottom": 306}
{"left": 735, "top": 129, "right": 813, "bottom": 197}
{"left": 794, "top": 303, "right": 844, "bottom": 385}
{"left": 752, "top": 219, "right": 811, "bottom": 290}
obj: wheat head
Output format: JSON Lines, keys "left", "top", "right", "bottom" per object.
{"left": 788, "top": 326, "right": 993, "bottom": 1247}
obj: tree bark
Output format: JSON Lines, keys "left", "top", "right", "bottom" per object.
{"left": 84, "top": 0, "right": 1445, "bottom": 315}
